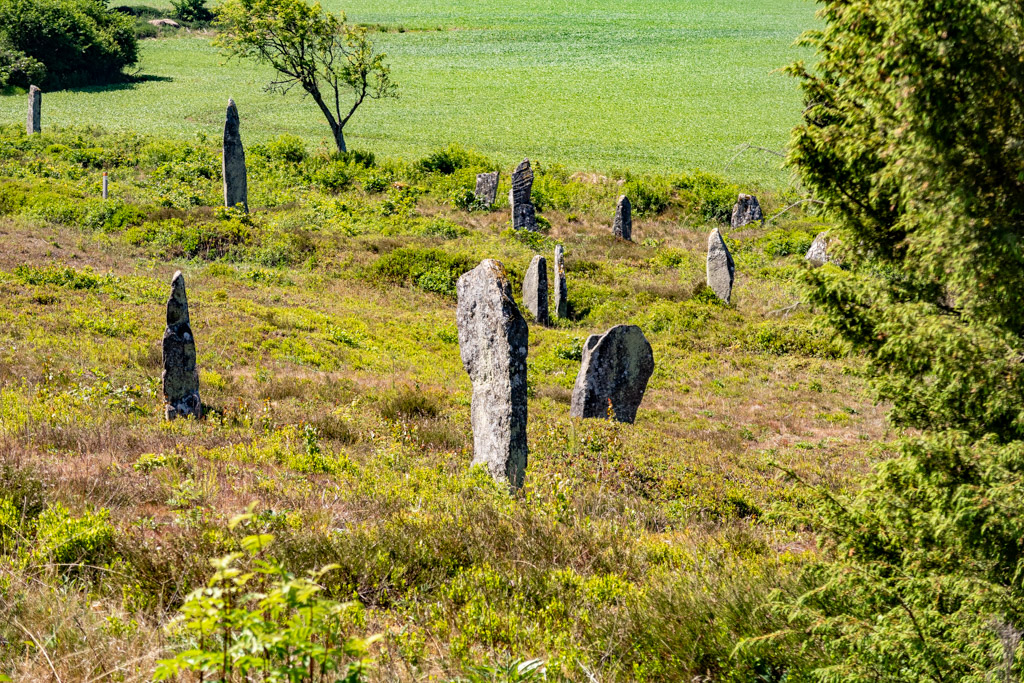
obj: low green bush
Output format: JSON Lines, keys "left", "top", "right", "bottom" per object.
{"left": 368, "top": 247, "right": 472, "bottom": 298}
{"left": 33, "top": 503, "right": 115, "bottom": 569}
{"left": 758, "top": 228, "right": 814, "bottom": 257}
{"left": 415, "top": 144, "right": 491, "bottom": 175}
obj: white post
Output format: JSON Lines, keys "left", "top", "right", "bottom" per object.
{"left": 102, "top": 172, "right": 108, "bottom": 200}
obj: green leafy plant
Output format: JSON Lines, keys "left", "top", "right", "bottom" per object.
{"left": 155, "top": 511, "right": 379, "bottom": 682}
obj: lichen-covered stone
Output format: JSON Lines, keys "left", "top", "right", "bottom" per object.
{"left": 522, "top": 255, "right": 549, "bottom": 325}
{"left": 805, "top": 231, "right": 837, "bottom": 268}
{"left": 223, "top": 99, "right": 248, "bottom": 212}
{"left": 27, "top": 86, "right": 40, "bottom": 135}
{"left": 570, "top": 325, "right": 654, "bottom": 424}
{"left": 613, "top": 195, "right": 632, "bottom": 241}
{"left": 456, "top": 259, "right": 529, "bottom": 489}
{"left": 475, "top": 171, "right": 499, "bottom": 207}
{"left": 731, "top": 193, "right": 763, "bottom": 228}
{"left": 707, "top": 228, "right": 735, "bottom": 303}
{"left": 509, "top": 159, "right": 537, "bottom": 231}
{"left": 162, "top": 271, "right": 201, "bottom": 420}
{"left": 554, "top": 244, "right": 568, "bottom": 320}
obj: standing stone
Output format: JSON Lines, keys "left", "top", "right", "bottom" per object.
{"left": 27, "top": 86, "right": 41, "bottom": 135}
{"left": 163, "top": 271, "right": 201, "bottom": 420}
{"left": 554, "top": 244, "right": 568, "bottom": 320}
{"left": 475, "top": 171, "right": 499, "bottom": 207}
{"left": 613, "top": 195, "right": 632, "bottom": 241}
{"left": 456, "top": 260, "right": 529, "bottom": 489}
{"left": 223, "top": 99, "right": 248, "bottom": 212}
{"left": 522, "top": 255, "right": 549, "bottom": 325}
{"left": 509, "top": 159, "right": 538, "bottom": 231}
{"left": 805, "top": 231, "right": 837, "bottom": 267}
{"left": 707, "top": 228, "right": 735, "bottom": 303}
{"left": 570, "top": 325, "right": 654, "bottom": 424}
{"left": 731, "top": 193, "right": 763, "bottom": 228}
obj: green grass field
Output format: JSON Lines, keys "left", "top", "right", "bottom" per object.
{"left": 0, "top": 0, "right": 815, "bottom": 183}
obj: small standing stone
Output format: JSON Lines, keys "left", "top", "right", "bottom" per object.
{"left": 475, "top": 171, "right": 499, "bottom": 207}
{"left": 27, "top": 85, "right": 41, "bottom": 135}
{"left": 223, "top": 98, "right": 248, "bottom": 212}
{"left": 613, "top": 195, "right": 632, "bottom": 241}
{"left": 509, "top": 159, "right": 537, "bottom": 231}
{"left": 570, "top": 325, "right": 654, "bottom": 424}
{"left": 456, "top": 259, "right": 529, "bottom": 490}
{"left": 554, "top": 244, "right": 568, "bottom": 320}
{"left": 707, "top": 228, "right": 735, "bottom": 303}
{"left": 522, "top": 255, "right": 549, "bottom": 325}
{"left": 731, "top": 194, "right": 763, "bottom": 228}
{"left": 805, "top": 231, "right": 837, "bottom": 267}
{"left": 163, "top": 271, "right": 201, "bottom": 420}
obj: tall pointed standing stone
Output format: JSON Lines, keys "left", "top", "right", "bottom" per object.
{"left": 27, "top": 86, "right": 41, "bottom": 135}
{"left": 223, "top": 99, "right": 248, "bottom": 212}
{"left": 613, "top": 195, "right": 632, "bottom": 241}
{"left": 731, "top": 194, "right": 763, "bottom": 228}
{"left": 475, "top": 171, "right": 499, "bottom": 208}
{"left": 456, "top": 260, "right": 529, "bottom": 490}
{"left": 509, "top": 159, "right": 537, "bottom": 231}
{"left": 707, "top": 228, "right": 735, "bottom": 303}
{"left": 554, "top": 244, "right": 568, "bottom": 320}
{"left": 570, "top": 325, "right": 654, "bottom": 424}
{"left": 522, "top": 255, "right": 549, "bottom": 325}
{"left": 163, "top": 271, "right": 201, "bottom": 420}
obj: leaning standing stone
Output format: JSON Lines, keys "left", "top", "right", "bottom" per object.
{"left": 223, "top": 98, "right": 248, "bottom": 212}
{"left": 509, "top": 159, "right": 538, "bottom": 231}
{"left": 554, "top": 244, "right": 568, "bottom": 320}
{"left": 707, "top": 228, "right": 735, "bottom": 303}
{"left": 805, "top": 231, "right": 837, "bottom": 267}
{"left": 522, "top": 255, "right": 549, "bottom": 325}
{"left": 475, "top": 171, "right": 499, "bottom": 208}
{"left": 163, "top": 271, "right": 201, "bottom": 420}
{"left": 456, "top": 259, "right": 529, "bottom": 490}
{"left": 570, "top": 325, "right": 654, "bottom": 424}
{"left": 731, "top": 193, "right": 763, "bottom": 228}
{"left": 613, "top": 195, "right": 632, "bottom": 241}
{"left": 27, "top": 85, "right": 41, "bottom": 135}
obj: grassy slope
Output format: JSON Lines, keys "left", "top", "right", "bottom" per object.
{"left": 0, "top": 126, "right": 888, "bottom": 681}
{"left": 0, "top": 0, "right": 814, "bottom": 182}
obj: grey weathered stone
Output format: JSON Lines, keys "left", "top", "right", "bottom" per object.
{"left": 522, "top": 255, "right": 549, "bottom": 325}
{"left": 509, "top": 159, "right": 537, "bottom": 231}
{"left": 570, "top": 325, "right": 654, "bottom": 424}
{"left": 554, "top": 244, "right": 568, "bottom": 319}
{"left": 707, "top": 228, "right": 735, "bottom": 303}
{"left": 475, "top": 171, "right": 499, "bottom": 207}
{"left": 27, "top": 86, "right": 40, "bottom": 135}
{"left": 613, "top": 195, "right": 632, "bottom": 241}
{"left": 148, "top": 18, "right": 180, "bottom": 26}
{"left": 456, "top": 259, "right": 529, "bottom": 489}
{"left": 223, "top": 99, "right": 248, "bottom": 212}
{"left": 163, "top": 271, "right": 201, "bottom": 420}
{"left": 805, "top": 231, "right": 836, "bottom": 267}
{"left": 731, "top": 193, "right": 763, "bottom": 228}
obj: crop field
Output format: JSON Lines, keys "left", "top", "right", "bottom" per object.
{"left": 0, "top": 123, "right": 889, "bottom": 680}
{"left": 0, "top": 0, "right": 815, "bottom": 183}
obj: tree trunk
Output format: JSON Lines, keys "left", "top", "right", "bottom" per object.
{"left": 333, "top": 124, "right": 347, "bottom": 154}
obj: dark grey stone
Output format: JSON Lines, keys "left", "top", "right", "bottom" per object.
{"left": 163, "top": 271, "right": 201, "bottom": 420}
{"left": 707, "top": 228, "right": 735, "bottom": 303}
{"left": 522, "top": 255, "right": 549, "bottom": 325}
{"left": 554, "top": 244, "right": 567, "bottom": 319}
{"left": 223, "top": 99, "right": 248, "bottom": 212}
{"left": 475, "top": 171, "right": 499, "bottom": 207}
{"left": 456, "top": 259, "right": 529, "bottom": 490}
{"left": 613, "top": 195, "right": 632, "bottom": 241}
{"left": 731, "top": 193, "right": 763, "bottom": 228}
{"left": 27, "top": 86, "right": 40, "bottom": 135}
{"left": 570, "top": 325, "right": 654, "bottom": 424}
{"left": 509, "top": 159, "right": 537, "bottom": 231}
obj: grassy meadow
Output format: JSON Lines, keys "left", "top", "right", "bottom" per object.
{"left": 0, "top": 123, "right": 890, "bottom": 681}
{"left": 0, "top": 0, "right": 815, "bottom": 182}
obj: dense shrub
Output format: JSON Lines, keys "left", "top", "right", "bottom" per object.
{"left": 369, "top": 247, "right": 472, "bottom": 298}
{"left": 170, "top": 0, "right": 211, "bottom": 22}
{"left": 0, "top": 36, "right": 46, "bottom": 88}
{"left": 624, "top": 176, "right": 672, "bottom": 217}
{"left": 758, "top": 228, "right": 814, "bottom": 257}
{"left": 0, "top": 0, "right": 139, "bottom": 89}
{"left": 414, "top": 144, "right": 491, "bottom": 175}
